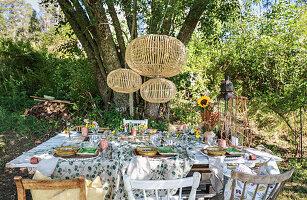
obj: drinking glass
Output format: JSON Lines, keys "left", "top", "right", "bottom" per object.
{"left": 207, "top": 135, "right": 217, "bottom": 146}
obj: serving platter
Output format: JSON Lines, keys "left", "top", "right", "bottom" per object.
{"left": 133, "top": 149, "right": 176, "bottom": 158}
{"left": 76, "top": 147, "right": 98, "bottom": 156}
{"left": 201, "top": 149, "right": 243, "bottom": 157}
{"left": 54, "top": 151, "right": 99, "bottom": 158}
{"left": 157, "top": 147, "right": 178, "bottom": 156}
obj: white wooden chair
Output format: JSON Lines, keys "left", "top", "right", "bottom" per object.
{"left": 123, "top": 119, "right": 148, "bottom": 132}
{"left": 229, "top": 167, "right": 294, "bottom": 200}
{"left": 123, "top": 172, "right": 201, "bottom": 200}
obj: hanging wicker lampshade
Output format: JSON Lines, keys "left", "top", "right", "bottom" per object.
{"left": 107, "top": 69, "right": 142, "bottom": 93}
{"left": 126, "top": 34, "right": 187, "bottom": 78}
{"left": 140, "top": 78, "right": 176, "bottom": 103}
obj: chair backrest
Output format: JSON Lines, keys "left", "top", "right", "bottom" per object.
{"left": 123, "top": 172, "right": 201, "bottom": 200}
{"left": 14, "top": 176, "right": 86, "bottom": 200}
{"left": 123, "top": 119, "right": 148, "bottom": 132}
{"left": 229, "top": 167, "right": 294, "bottom": 200}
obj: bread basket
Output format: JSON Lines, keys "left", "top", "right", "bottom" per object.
{"left": 136, "top": 147, "right": 158, "bottom": 156}
{"left": 206, "top": 147, "right": 227, "bottom": 156}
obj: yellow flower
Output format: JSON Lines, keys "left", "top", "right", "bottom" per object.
{"left": 197, "top": 96, "right": 210, "bottom": 108}
{"left": 109, "top": 138, "right": 112, "bottom": 141}
{"left": 195, "top": 133, "right": 200, "bottom": 138}
{"left": 112, "top": 130, "right": 115, "bottom": 134}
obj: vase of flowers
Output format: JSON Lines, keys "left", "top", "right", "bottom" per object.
{"left": 84, "top": 119, "right": 99, "bottom": 135}
{"left": 82, "top": 119, "right": 90, "bottom": 136}
{"left": 196, "top": 96, "right": 220, "bottom": 143}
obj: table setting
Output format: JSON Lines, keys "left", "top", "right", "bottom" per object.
{"left": 6, "top": 122, "right": 283, "bottom": 200}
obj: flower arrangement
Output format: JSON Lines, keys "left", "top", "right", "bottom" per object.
{"left": 138, "top": 124, "right": 147, "bottom": 134}
{"left": 84, "top": 119, "right": 99, "bottom": 134}
{"left": 196, "top": 96, "right": 219, "bottom": 132}
{"left": 162, "top": 131, "right": 169, "bottom": 137}
{"left": 194, "top": 127, "right": 201, "bottom": 138}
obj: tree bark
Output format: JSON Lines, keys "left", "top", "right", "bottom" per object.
{"left": 58, "top": 0, "right": 111, "bottom": 104}
{"left": 177, "top": 0, "right": 208, "bottom": 46}
{"left": 144, "top": 102, "right": 160, "bottom": 120}
{"left": 70, "top": 0, "right": 128, "bottom": 111}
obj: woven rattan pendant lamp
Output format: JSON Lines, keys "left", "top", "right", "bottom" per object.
{"left": 107, "top": 69, "right": 142, "bottom": 93}
{"left": 126, "top": 34, "right": 187, "bottom": 78}
{"left": 140, "top": 78, "right": 176, "bottom": 103}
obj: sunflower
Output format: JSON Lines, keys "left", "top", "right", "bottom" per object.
{"left": 197, "top": 96, "right": 210, "bottom": 108}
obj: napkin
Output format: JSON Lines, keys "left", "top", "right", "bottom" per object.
{"left": 127, "top": 156, "right": 152, "bottom": 180}
{"left": 37, "top": 157, "right": 60, "bottom": 177}
{"left": 209, "top": 155, "right": 225, "bottom": 194}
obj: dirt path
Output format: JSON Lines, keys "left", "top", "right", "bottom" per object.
{"left": 0, "top": 130, "right": 55, "bottom": 200}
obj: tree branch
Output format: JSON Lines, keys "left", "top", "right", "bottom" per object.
{"left": 106, "top": 0, "right": 126, "bottom": 64}
{"left": 58, "top": 0, "right": 111, "bottom": 103}
{"left": 177, "top": 0, "right": 208, "bottom": 46}
{"left": 160, "top": 0, "right": 176, "bottom": 35}
{"left": 83, "top": 0, "right": 122, "bottom": 72}
{"left": 121, "top": 0, "right": 134, "bottom": 37}
{"left": 131, "top": 0, "right": 137, "bottom": 39}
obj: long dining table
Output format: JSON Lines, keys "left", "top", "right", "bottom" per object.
{"left": 6, "top": 131, "right": 282, "bottom": 199}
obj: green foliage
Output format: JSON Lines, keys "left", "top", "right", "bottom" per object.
{"left": 170, "top": 1, "right": 306, "bottom": 129}
{"left": 0, "top": 106, "right": 56, "bottom": 137}
{"left": 214, "top": 1, "right": 307, "bottom": 113}
{"left": 0, "top": 39, "right": 96, "bottom": 113}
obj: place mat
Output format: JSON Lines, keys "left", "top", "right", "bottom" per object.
{"left": 133, "top": 149, "right": 176, "bottom": 158}
{"left": 54, "top": 151, "right": 99, "bottom": 158}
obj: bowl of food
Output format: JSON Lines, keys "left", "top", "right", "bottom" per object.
{"left": 136, "top": 146, "right": 158, "bottom": 156}
{"left": 206, "top": 147, "right": 227, "bottom": 156}
{"left": 54, "top": 146, "right": 79, "bottom": 156}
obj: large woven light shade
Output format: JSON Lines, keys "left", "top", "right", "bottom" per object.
{"left": 126, "top": 34, "right": 187, "bottom": 78}
{"left": 140, "top": 78, "right": 176, "bottom": 103}
{"left": 107, "top": 69, "right": 142, "bottom": 93}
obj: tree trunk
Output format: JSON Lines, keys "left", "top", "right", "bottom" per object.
{"left": 59, "top": 0, "right": 129, "bottom": 110}
{"left": 58, "top": 0, "right": 210, "bottom": 116}
{"left": 145, "top": 102, "right": 160, "bottom": 120}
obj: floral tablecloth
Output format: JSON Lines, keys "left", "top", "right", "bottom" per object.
{"left": 52, "top": 141, "right": 193, "bottom": 199}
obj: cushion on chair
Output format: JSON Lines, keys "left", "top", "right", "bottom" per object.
{"left": 224, "top": 164, "right": 278, "bottom": 200}
{"left": 31, "top": 171, "right": 64, "bottom": 199}
{"left": 31, "top": 171, "right": 107, "bottom": 200}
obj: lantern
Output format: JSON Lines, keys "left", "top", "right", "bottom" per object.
{"left": 140, "top": 78, "right": 176, "bottom": 103}
{"left": 125, "top": 34, "right": 187, "bottom": 78}
{"left": 107, "top": 69, "right": 142, "bottom": 93}
{"left": 216, "top": 76, "right": 236, "bottom": 143}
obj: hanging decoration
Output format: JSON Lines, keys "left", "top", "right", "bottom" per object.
{"left": 107, "top": 69, "right": 142, "bottom": 93}
{"left": 107, "top": 34, "right": 187, "bottom": 104}
{"left": 125, "top": 34, "right": 187, "bottom": 78}
{"left": 140, "top": 78, "right": 176, "bottom": 103}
